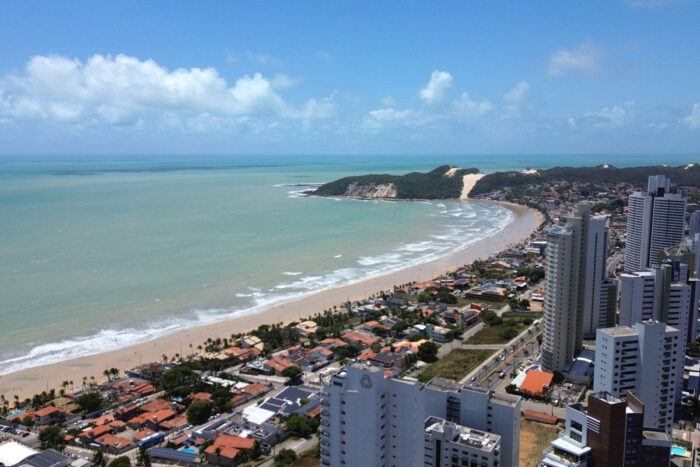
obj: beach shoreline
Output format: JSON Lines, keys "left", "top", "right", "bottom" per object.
{"left": 0, "top": 201, "right": 541, "bottom": 399}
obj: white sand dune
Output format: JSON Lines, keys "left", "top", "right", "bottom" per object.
{"left": 460, "top": 173, "right": 485, "bottom": 199}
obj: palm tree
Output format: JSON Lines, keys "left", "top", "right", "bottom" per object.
{"left": 110, "top": 368, "right": 119, "bottom": 379}
{"left": 103, "top": 369, "right": 111, "bottom": 382}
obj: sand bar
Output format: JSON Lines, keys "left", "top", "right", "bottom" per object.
{"left": 0, "top": 202, "right": 541, "bottom": 399}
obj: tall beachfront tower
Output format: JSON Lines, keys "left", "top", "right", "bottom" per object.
{"left": 689, "top": 209, "right": 700, "bottom": 238}
{"left": 625, "top": 175, "right": 686, "bottom": 272}
{"left": 594, "top": 321, "right": 682, "bottom": 434}
{"left": 320, "top": 364, "right": 521, "bottom": 467}
{"left": 541, "top": 203, "right": 613, "bottom": 372}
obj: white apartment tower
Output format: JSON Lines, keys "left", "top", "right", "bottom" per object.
{"left": 594, "top": 321, "right": 682, "bottom": 434}
{"left": 690, "top": 210, "right": 700, "bottom": 238}
{"left": 542, "top": 204, "right": 614, "bottom": 372}
{"left": 625, "top": 175, "right": 686, "bottom": 272}
{"left": 424, "top": 417, "right": 501, "bottom": 467}
{"left": 320, "top": 365, "right": 521, "bottom": 467}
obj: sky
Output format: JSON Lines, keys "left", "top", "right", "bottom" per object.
{"left": 1, "top": 1, "right": 699, "bottom": 156}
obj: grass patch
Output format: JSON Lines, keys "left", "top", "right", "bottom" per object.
{"left": 290, "top": 444, "right": 320, "bottom": 467}
{"left": 519, "top": 418, "right": 562, "bottom": 467}
{"left": 418, "top": 349, "right": 494, "bottom": 383}
{"left": 465, "top": 315, "right": 535, "bottom": 345}
{"left": 501, "top": 311, "right": 544, "bottom": 319}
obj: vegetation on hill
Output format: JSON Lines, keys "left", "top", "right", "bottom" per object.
{"left": 470, "top": 164, "right": 700, "bottom": 196}
{"left": 314, "top": 165, "right": 480, "bottom": 199}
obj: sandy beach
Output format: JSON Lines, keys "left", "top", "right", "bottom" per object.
{"left": 0, "top": 202, "right": 541, "bottom": 399}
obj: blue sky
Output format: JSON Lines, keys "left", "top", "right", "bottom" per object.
{"left": 1, "top": 1, "right": 699, "bottom": 156}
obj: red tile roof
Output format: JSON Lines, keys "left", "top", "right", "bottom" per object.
{"left": 520, "top": 370, "right": 554, "bottom": 397}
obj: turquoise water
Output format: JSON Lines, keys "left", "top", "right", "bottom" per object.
{"left": 0, "top": 154, "right": 693, "bottom": 374}
{"left": 671, "top": 446, "right": 688, "bottom": 456}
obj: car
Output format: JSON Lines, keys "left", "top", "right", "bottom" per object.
{"left": 470, "top": 376, "right": 476, "bottom": 382}
{"left": 499, "top": 355, "right": 505, "bottom": 361}
{"left": 498, "top": 371, "right": 506, "bottom": 378}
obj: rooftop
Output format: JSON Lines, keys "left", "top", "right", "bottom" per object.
{"left": 600, "top": 326, "right": 636, "bottom": 337}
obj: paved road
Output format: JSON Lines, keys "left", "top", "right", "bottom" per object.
{"left": 607, "top": 250, "right": 624, "bottom": 276}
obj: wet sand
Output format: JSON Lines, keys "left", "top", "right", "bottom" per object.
{"left": 0, "top": 202, "right": 541, "bottom": 399}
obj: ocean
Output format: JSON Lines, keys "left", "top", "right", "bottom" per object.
{"left": 0, "top": 154, "right": 692, "bottom": 374}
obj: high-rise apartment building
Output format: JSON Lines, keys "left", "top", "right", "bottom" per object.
{"left": 625, "top": 175, "right": 686, "bottom": 272}
{"left": 690, "top": 210, "right": 700, "bottom": 238}
{"left": 424, "top": 416, "right": 501, "bottom": 467}
{"left": 540, "top": 392, "right": 672, "bottom": 467}
{"left": 593, "top": 321, "right": 682, "bottom": 433}
{"left": 320, "top": 365, "right": 521, "bottom": 467}
{"left": 542, "top": 204, "right": 614, "bottom": 372}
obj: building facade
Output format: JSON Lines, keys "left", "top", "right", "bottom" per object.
{"left": 542, "top": 204, "right": 613, "bottom": 372}
{"left": 320, "top": 365, "right": 521, "bottom": 467}
{"left": 594, "top": 322, "right": 682, "bottom": 433}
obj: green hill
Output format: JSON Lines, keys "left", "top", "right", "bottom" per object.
{"left": 470, "top": 164, "right": 700, "bottom": 196}
{"left": 314, "top": 165, "right": 480, "bottom": 199}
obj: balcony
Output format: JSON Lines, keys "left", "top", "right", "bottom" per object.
{"left": 541, "top": 447, "right": 587, "bottom": 467}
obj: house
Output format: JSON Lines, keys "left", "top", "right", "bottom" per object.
{"left": 425, "top": 324, "right": 451, "bottom": 343}
{"left": 33, "top": 406, "right": 62, "bottom": 426}
{"left": 362, "top": 320, "right": 382, "bottom": 331}
{"left": 294, "top": 320, "right": 318, "bottom": 336}
{"left": 204, "top": 434, "right": 257, "bottom": 465}
{"left": 132, "top": 428, "right": 157, "bottom": 444}
{"left": 519, "top": 370, "right": 554, "bottom": 398}
{"left": 241, "top": 382, "right": 271, "bottom": 399}
{"left": 223, "top": 346, "right": 261, "bottom": 361}
{"left": 144, "top": 409, "right": 177, "bottom": 431}
{"left": 341, "top": 331, "right": 378, "bottom": 348}
{"left": 159, "top": 415, "right": 188, "bottom": 431}
{"left": 140, "top": 399, "right": 173, "bottom": 413}
{"left": 241, "top": 335, "right": 265, "bottom": 351}
{"left": 94, "top": 434, "right": 134, "bottom": 452}
{"left": 114, "top": 403, "right": 139, "bottom": 421}
{"left": 264, "top": 357, "right": 296, "bottom": 375}
{"left": 318, "top": 337, "right": 347, "bottom": 349}
{"left": 80, "top": 424, "right": 112, "bottom": 441}
{"left": 309, "top": 346, "right": 333, "bottom": 362}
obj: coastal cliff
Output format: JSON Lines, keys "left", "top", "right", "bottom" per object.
{"left": 314, "top": 165, "right": 481, "bottom": 200}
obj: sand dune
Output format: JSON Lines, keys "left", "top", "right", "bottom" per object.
{"left": 460, "top": 173, "right": 485, "bottom": 199}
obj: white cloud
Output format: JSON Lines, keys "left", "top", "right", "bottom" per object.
{"left": 501, "top": 82, "right": 530, "bottom": 117}
{"left": 368, "top": 108, "right": 415, "bottom": 122}
{"left": 270, "top": 73, "right": 297, "bottom": 90}
{"left": 0, "top": 54, "right": 329, "bottom": 127}
{"left": 547, "top": 42, "right": 603, "bottom": 76}
{"left": 452, "top": 92, "right": 493, "bottom": 117}
{"left": 316, "top": 51, "right": 332, "bottom": 62}
{"left": 574, "top": 103, "right": 633, "bottom": 128}
{"left": 419, "top": 70, "right": 452, "bottom": 105}
{"left": 683, "top": 103, "right": 700, "bottom": 129}
{"left": 380, "top": 95, "right": 396, "bottom": 107}
{"left": 246, "top": 52, "right": 284, "bottom": 66}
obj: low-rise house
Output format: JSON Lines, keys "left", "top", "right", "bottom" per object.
{"left": 114, "top": 403, "right": 139, "bottom": 421}
{"left": 132, "top": 428, "right": 157, "bottom": 444}
{"left": 309, "top": 346, "right": 333, "bottom": 362}
{"left": 318, "top": 337, "right": 347, "bottom": 349}
{"left": 223, "top": 346, "right": 261, "bottom": 361}
{"left": 294, "top": 320, "right": 318, "bottom": 337}
{"left": 204, "top": 434, "right": 257, "bottom": 466}
{"left": 425, "top": 324, "right": 451, "bottom": 343}
{"left": 33, "top": 406, "right": 62, "bottom": 426}
{"left": 264, "top": 357, "right": 296, "bottom": 375}
{"left": 140, "top": 399, "right": 173, "bottom": 413}
{"left": 160, "top": 415, "right": 188, "bottom": 431}
{"left": 79, "top": 424, "right": 112, "bottom": 442}
{"left": 340, "top": 331, "right": 378, "bottom": 348}
{"left": 241, "top": 335, "right": 265, "bottom": 352}
{"left": 94, "top": 434, "right": 133, "bottom": 452}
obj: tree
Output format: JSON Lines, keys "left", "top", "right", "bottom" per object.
{"left": 186, "top": 399, "right": 213, "bottom": 425}
{"left": 76, "top": 391, "right": 106, "bottom": 413}
{"left": 92, "top": 449, "right": 107, "bottom": 467}
{"left": 285, "top": 413, "right": 318, "bottom": 437}
{"left": 108, "top": 457, "right": 132, "bottom": 467}
{"left": 553, "top": 371, "right": 565, "bottom": 384}
{"left": 252, "top": 440, "right": 262, "bottom": 459}
{"left": 274, "top": 448, "right": 297, "bottom": 466}
{"left": 39, "top": 426, "right": 65, "bottom": 452}
{"left": 500, "top": 327, "right": 518, "bottom": 341}
{"left": 281, "top": 365, "right": 303, "bottom": 381}
{"left": 136, "top": 447, "right": 151, "bottom": 466}
{"left": 482, "top": 311, "right": 502, "bottom": 326}
{"left": 22, "top": 414, "right": 34, "bottom": 427}
{"left": 417, "top": 341, "right": 439, "bottom": 362}
{"left": 416, "top": 291, "right": 431, "bottom": 303}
